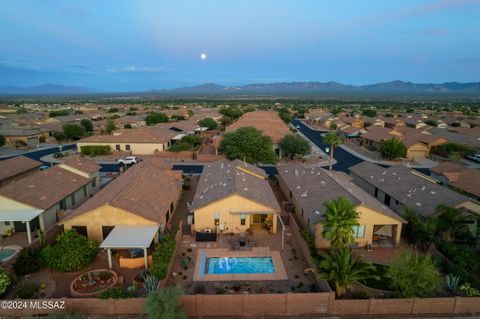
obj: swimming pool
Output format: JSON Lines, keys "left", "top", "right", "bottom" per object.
{"left": 206, "top": 257, "right": 275, "bottom": 274}
{"left": 0, "top": 247, "right": 19, "bottom": 262}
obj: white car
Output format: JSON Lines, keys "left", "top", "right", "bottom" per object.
{"left": 467, "top": 154, "right": 480, "bottom": 163}
{"left": 117, "top": 156, "right": 139, "bottom": 165}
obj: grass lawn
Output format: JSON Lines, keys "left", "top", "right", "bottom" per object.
{"left": 360, "top": 263, "right": 393, "bottom": 291}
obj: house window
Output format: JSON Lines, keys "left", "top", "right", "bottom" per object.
{"left": 83, "top": 186, "right": 87, "bottom": 197}
{"left": 115, "top": 144, "right": 121, "bottom": 151}
{"left": 374, "top": 187, "right": 378, "bottom": 198}
{"left": 289, "top": 191, "right": 292, "bottom": 199}
{"left": 71, "top": 193, "right": 76, "bottom": 206}
{"left": 102, "top": 226, "right": 114, "bottom": 239}
{"left": 214, "top": 213, "right": 220, "bottom": 226}
{"left": 170, "top": 202, "right": 174, "bottom": 213}
{"left": 92, "top": 178, "right": 97, "bottom": 188}
{"left": 353, "top": 225, "right": 366, "bottom": 238}
{"left": 60, "top": 198, "right": 67, "bottom": 210}
{"left": 125, "top": 144, "right": 131, "bottom": 151}
{"left": 4, "top": 221, "right": 10, "bottom": 226}
{"left": 71, "top": 226, "right": 88, "bottom": 237}
{"left": 240, "top": 214, "right": 246, "bottom": 226}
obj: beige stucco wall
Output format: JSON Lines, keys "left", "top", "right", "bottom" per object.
{"left": 77, "top": 142, "right": 169, "bottom": 155}
{"left": 194, "top": 194, "right": 278, "bottom": 234}
{"left": 406, "top": 143, "right": 429, "bottom": 159}
{"left": 62, "top": 204, "right": 158, "bottom": 242}
{"left": 314, "top": 204, "right": 403, "bottom": 248}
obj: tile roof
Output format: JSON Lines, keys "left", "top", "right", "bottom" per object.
{"left": 61, "top": 155, "right": 100, "bottom": 175}
{"left": 0, "top": 165, "right": 91, "bottom": 210}
{"left": 225, "top": 111, "right": 290, "bottom": 144}
{"left": 349, "top": 162, "right": 472, "bottom": 217}
{"left": 428, "top": 127, "right": 480, "bottom": 149}
{"left": 62, "top": 159, "right": 181, "bottom": 224}
{"left": 191, "top": 159, "right": 280, "bottom": 211}
{"left": 431, "top": 162, "right": 480, "bottom": 198}
{"left": 78, "top": 127, "right": 177, "bottom": 144}
{"left": 278, "top": 165, "right": 403, "bottom": 224}
{"left": 361, "top": 127, "right": 398, "bottom": 143}
{"left": 0, "top": 156, "right": 41, "bottom": 182}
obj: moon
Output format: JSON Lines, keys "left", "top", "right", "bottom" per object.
{"left": 200, "top": 53, "right": 207, "bottom": 60}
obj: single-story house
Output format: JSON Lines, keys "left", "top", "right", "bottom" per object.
{"left": 191, "top": 159, "right": 281, "bottom": 236}
{"left": 431, "top": 162, "right": 480, "bottom": 201}
{"left": 0, "top": 126, "right": 43, "bottom": 148}
{"left": 349, "top": 162, "right": 480, "bottom": 237}
{"left": 0, "top": 156, "right": 100, "bottom": 244}
{"left": 360, "top": 127, "right": 402, "bottom": 149}
{"left": 278, "top": 165, "right": 405, "bottom": 248}
{"left": 60, "top": 158, "right": 182, "bottom": 242}
{"left": 0, "top": 156, "right": 41, "bottom": 186}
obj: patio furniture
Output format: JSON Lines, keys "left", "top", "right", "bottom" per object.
{"left": 248, "top": 238, "right": 257, "bottom": 247}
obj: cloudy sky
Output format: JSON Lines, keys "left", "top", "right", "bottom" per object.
{"left": 0, "top": 0, "right": 479, "bottom": 91}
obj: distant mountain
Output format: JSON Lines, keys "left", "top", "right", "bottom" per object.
{"left": 163, "top": 80, "right": 480, "bottom": 95}
{"left": 0, "top": 84, "right": 97, "bottom": 95}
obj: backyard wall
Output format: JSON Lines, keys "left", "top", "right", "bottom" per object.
{"left": 2, "top": 295, "right": 480, "bottom": 317}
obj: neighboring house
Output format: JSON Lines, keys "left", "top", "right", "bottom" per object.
{"left": 339, "top": 126, "right": 363, "bottom": 139}
{"left": 431, "top": 162, "right": 480, "bottom": 201}
{"left": 60, "top": 159, "right": 182, "bottom": 242}
{"left": 427, "top": 127, "right": 480, "bottom": 150}
{"left": 225, "top": 111, "right": 290, "bottom": 157}
{"left": 58, "top": 156, "right": 101, "bottom": 194}
{"left": 340, "top": 116, "right": 364, "bottom": 128}
{"left": 400, "top": 133, "right": 447, "bottom": 159}
{"left": 77, "top": 127, "right": 178, "bottom": 155}
{"left": 0, "top": 156, "right": 41, "bottom": 186}
{"left": 0, "top": 157, "right": 100, "bottom": 244}
{"left": 349, "top": 162, "right": 480, "bottom": 237}
{"left": 0, "top": 125, "right": 43, "bottom": 148}
{"left": 278, "top": 165, "right": 404, "bottom": 248}
{"left": 360, "top": 127, "right": 402, "bottom": 149}
{"left": 191, "top": 159, "right": 281, "bottom": 236}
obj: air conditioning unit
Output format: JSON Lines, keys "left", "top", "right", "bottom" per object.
{"left": 204, "top": 228, "right": 212, "bottom": 233}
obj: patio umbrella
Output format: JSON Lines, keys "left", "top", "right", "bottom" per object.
{"left": 373, "top": 225, "right": 392, "bottom": 237}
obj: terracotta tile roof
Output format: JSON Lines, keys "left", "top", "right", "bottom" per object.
{"left": 0, "top": 156, "right": 41, "bottom": 182}
{"left": 78, "top": 127, "right": 177, "bottom": 144}
{"left": 61, "top": 156, "right": 100, "bottom": 175}
{"left": 191, "top": 159, "right": 280, "bottom": 211}
{"left": 431, "top": 162, "right": 480, "bottom": 198}
{"left": 62, "top": 159, "right": 181, "bottom": 224}
{"left": 340, "top": 126, "right": 361, "bottom": 134}
{"left": 401, "top": 132, "right": 446, "bottom": 148}
{"left": 361, "top": 127, "right": 398, "bottom": 143}
{"left": 225, "top": 111, "right": 290, "bottom": 144}
{"left": 0, "top": 165, "right": 91, "bottom": 210}
{"left": 349, "top": 162, "right": 471, "bottom": 217}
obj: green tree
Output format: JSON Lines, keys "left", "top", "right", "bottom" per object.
{"left": 105, "top": 119, "right": 116, "bottom": 134}
{"left": 146, "top": 112, "right": 169, "bottom": 125}
{"left": 0, "top": 266, "right": 10, "bottom": 295}
{"left": 144, "top": 286, "right": 186, "bottom": 319}
{"left": 324, "top": 132, "right": 342, "bottom": 171}
{"left": 124, "top": 123, "right": 133, "bottom": 129}
{"left": 401, "top": 207, "right": 434, "bottom": 251}
{"left": 107, "top": 107, "right": 119, "bottom": 113}
{"left": 424, "top": 119, "right": 436, "bottom": 126}
{"left": 322, "top": 197, "right": 359, "bottom": 249}
{"left": 39, "top": 230, "right": 98, "bottom": 272}
{"left": 362, "top": 109, "right": 377, "bottom": 117}
{"left": 219, "top": 126, "right": 277, "bottom": 164}
{"left": 219, "top": 106, "right": 243, "bottom": 120}
{"left": 197, "top": 117, "right": 218, "bottom": 130}
{"left": 80, "top": 119, "right": 93, "bottom": 132}
{"left": 386, "top": 250, "right": 442, "bottom": 297}
{"left": 380, "top": 138, "right": 406, "bottom": 160}
{"left": 317, "top": 249, "right": 379, "bottom": 297}
{"left": 278, "top": 134, "right": 311, "bottom": 159}
{"left": 0, "top": 134, "right": 5, "bottom": 147}
{"left": 434, "top": 205, "right": 472, "bottom": 243}
{"left": 62, "top": 124, "right": 85, "bottom": 140}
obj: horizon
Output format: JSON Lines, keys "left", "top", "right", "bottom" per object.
{"left": 1, "top": 1, "right": 480, "bottom": 91}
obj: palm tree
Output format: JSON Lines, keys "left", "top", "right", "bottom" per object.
{"left": 434, "top": 205, "right": 471, "bottom": 243}
{"left": 324, "top": 132, "right": 342, "bottom": 171}
{"left": 322, "top": 197, "right": 359, "bottom": 249}
{"left": 401, "top": 206, "right": 434, "bottom": 251}
{"left": 317, "top": 248, "right": 379, "bottom": 297}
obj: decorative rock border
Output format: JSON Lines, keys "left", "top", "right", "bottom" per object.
{"left": 69, "top": 269, "right": 118, "bottom": 298}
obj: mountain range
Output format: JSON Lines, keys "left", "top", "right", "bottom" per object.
{"left": 1, "top": 81, "right": 479, "bottom": 95}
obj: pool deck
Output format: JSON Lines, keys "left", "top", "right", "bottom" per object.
{"left": 193, "top": 247, "right": 288, "bottom": 282}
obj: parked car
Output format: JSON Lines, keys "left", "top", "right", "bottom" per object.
{"left": 467, "top": 154, "right": 480, "bottom": 163}
{"left": 117, "top": 156, "right": 139, "bottom": 165}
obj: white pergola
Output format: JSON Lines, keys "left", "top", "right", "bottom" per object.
{"left": 0, "top": 209, "right": 44, "bottom": 244}
{"left": 99, "top": 226, "right": 158, "bottom": 269}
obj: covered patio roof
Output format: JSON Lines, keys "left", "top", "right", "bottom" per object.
{"left": 0, "top": 209, "right": 43, "bottom": 222}
{"left": 100, "top": 225, "right": 158, "bottom": 249}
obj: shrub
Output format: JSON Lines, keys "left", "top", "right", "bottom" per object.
{"left": 194, "top": 284, "right": 206, "bottom": 294}
{"left": 16, "top": 283, "right": 40, "bottom": 299}
{"left": 99, "top": 287, "right": 134, "bottom": 299}
{"left": 80, "top": 145, "right": 111, "bottom": 156}
{"left": 80, "top": 119, "right": 93, "bottom": 132}
{"left": 146, "top": 112, "right": 169, "bottom": 125}
{"left": 351, "top": 290, "right": 370, "bottom": 299}
{"left": 144, "top": 285, "right": 186, "bottom": 319}
{"left": 169, "top": 135, "right": 203, "bottom": 152}
{"left": 124, "top": 124, "right": 133, "bottom": 129}
{"left": 53, "top": 131, "right": 66, "bottom": 141}
{"left": 436, "top": 241, "right": 479, "bottom": 280}
{"left": 40, "top": 230, "right": 98, "bottom": 272}
{"left": 63, "top": 124, "right": 86, "bottom": 140}
{"left": 49, "top": 110, "right": 71, "bottom": 117}
{"left": 14, "top": 248, "right": 43, "bottom": 276}
{"left": 0, "top": 267, "right": 10, "bottom": 295}
{"left": 380, "top": 138, "right": 406, "bottom": 160}
{"left": 197, "top": 117, "right": 218, "bottom": 130}
{"left": 437, "top": 142, "right": 476, "bottom": 158}
{"left": 151, "top": 233, "right": 176, "bottom": 279}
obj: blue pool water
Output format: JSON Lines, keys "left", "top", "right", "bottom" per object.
{"left": 206, "top": 257, "right": 275, "bottom": 274}
{"left": 0, "top": 248, "right": 17, "bottom": 261}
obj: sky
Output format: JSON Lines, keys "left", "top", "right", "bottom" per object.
{"left": 0, "top": 0, "right": 479, "bottom": 91}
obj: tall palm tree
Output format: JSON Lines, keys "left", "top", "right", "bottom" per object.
{"left": 401, "top": 206, "right": 434, "bottom": 251}
{"left": 434, "top": 205, "right": 471, "bottom": 242}
{"left": 317, "top": 248, "right": 379, "bottom": 297}
{"left": 322, "top": 197, "right": 359, "bottom": 249}
{"left": 324, "top": 132, "right": 342, "bottom": 171}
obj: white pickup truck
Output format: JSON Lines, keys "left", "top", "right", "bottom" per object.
{"left": 117, "top": 156, "right": 139, "bottom": 165}
{"left": 467, "top": 154, "right": 480, "bottom": 163}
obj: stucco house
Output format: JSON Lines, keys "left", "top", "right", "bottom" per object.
{"left": 0, "top": 156, "right": 41, "bottom": 186}
{"left": 191, "top": 159, "right": 281, "bottom": 237}
{"left": 277, "top": 165, "right": 405, "bottom": 248}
